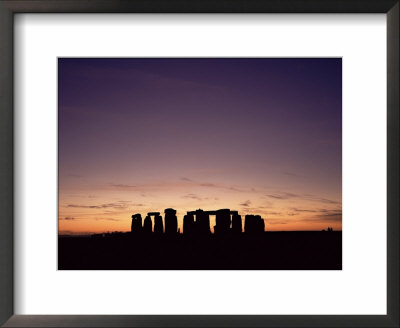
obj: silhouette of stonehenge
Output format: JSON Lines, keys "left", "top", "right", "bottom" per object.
{"left": 131, "top": 208, "right": 265, "bottom": 235}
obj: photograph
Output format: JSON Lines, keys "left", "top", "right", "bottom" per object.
{"left": 58, "top": 58, "right": 342, "bottom": 270}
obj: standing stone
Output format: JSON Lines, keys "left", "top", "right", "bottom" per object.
{"left": 154, "top": 214, "right": 163, "bottom": 234}
{"left": 131, "top": 214, "right": 142, "bottom": 233}
{"left": 231, "top": 213, "right": 242, "bottom": 233}
{"left": 244, "top": 214, "right": 255, "bottom": 233}
{"left": 143, "top": 215, "right": 152, "bottom": 234}
{"left": 245, "top": 214, "right": 264, "bottom": 233}
{"left": 131, "top": 215, "right": 135, "bottom": 232}
{"left": 183, "top": 213, "right": 195, "bottom": 235}
{"left": 164, "top": 208, "right": 178, "bottom": 235}
{"left": 195, "top": 209, "right": 211, "bottom": 235}
{"left": 254, "top": 215, "right": 265, "bottom": 233}
{"left": 215, "top": 209, "right": 231, "bottom": 234}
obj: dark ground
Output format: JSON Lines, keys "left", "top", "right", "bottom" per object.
{"left": 58, "top": 231, "right": 341, "bottom": 270}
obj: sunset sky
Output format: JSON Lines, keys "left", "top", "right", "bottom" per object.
{"left": 58, "top": 58, "right": 342, "bottom": 234}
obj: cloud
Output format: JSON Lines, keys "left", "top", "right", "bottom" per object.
{"left": 110, "top": 183, "right": 136, "bottom": 189}
{"left": 266, "top": 192, "right": 341, "bottom": 205}
{"left": 200, "top": 183, "right": 216, "bottom": 187}
{"left": 285, "top": 209, "right": 342, "bottom": 223}
{"left": 265, "top": 209, "right": 342, "bottom": 226}
{"left": 289, "top": 208, "right": 341, "bottom": 218}
{"left": 290, "top": 208, "right": 318, "bottom": 213}
{"left": 182, "top": 193, "right": 204, "bottom": 201}
{"left": 258, "top": 201, "right": 274, "bottom": 209}
{"left": 267, "top": 219, "right": 290, "bottom": 225}
{"left": 314, "top": 210, "right": 342, "bottom": 221}
{"left": 67, "top": 203, "right": 120, "bottom": 209}
{"left": 229, "top": 186, "right": 244, "bottom": 192}
{"left": 266, "top": 192, "right": 298, "bottom": 199}
{"left": 240, "top": 200, "right": 251, "bottom": 207}
{"left": 319, "top": 210, "right": 342, "bottom": 216}
{"left": 314, "top": 197, "right": 340, "bottom": 205}
{"left": 200, "top": 183, "right": 247, "bottom": 193}
{"left": 301, "top": 215, "right": 342, "bottom": 223}
{"left": 94, "top": 217, "right": 120, "bottom": 221}
{"left": 263, "top": 211, "right": 281, "bottom": 215}
{"left": 60, "top": 216, "right": 76, "bottom": 221}
{"left": 181, "top": 194, "right": 220, "bottom": 202}
{"left": 66, "top": 201, "right": 144, "bottom": 210}
{"left": 107, "top": 180, "right": 248, "bottom": 193}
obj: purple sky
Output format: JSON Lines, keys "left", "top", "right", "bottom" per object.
{"left": 58, "top": 58, "right": 342, "bottom": 234}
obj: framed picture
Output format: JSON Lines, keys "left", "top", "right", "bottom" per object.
{"left": 57, "top": 57, "right": 343, "bottom": 271}
{"left": 0, "top": 0, "right": 398, "bottom": 327}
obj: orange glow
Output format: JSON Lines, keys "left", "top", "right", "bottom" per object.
{"left": 58, "top": 184, "right": 341, "bottom": 234}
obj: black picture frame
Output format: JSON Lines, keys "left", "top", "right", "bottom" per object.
{"left": 0, "top": 1, "right": 398, "bottom": 327}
